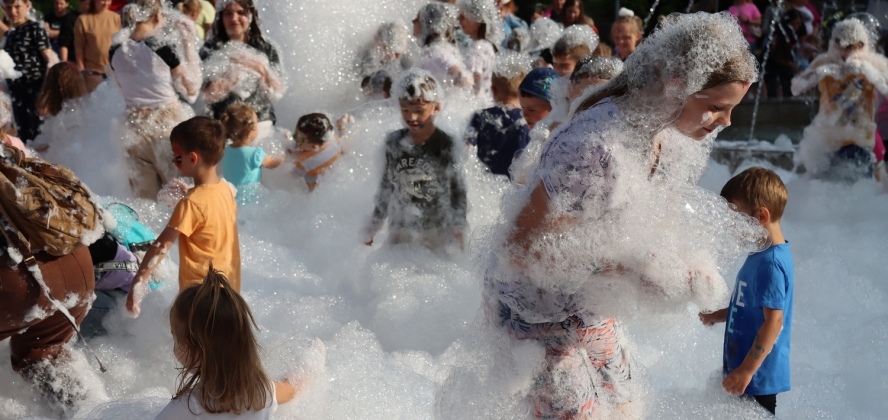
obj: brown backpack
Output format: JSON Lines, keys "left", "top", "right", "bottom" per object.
{"left": 0, "top": 144, "right": 100, "bottom": 256}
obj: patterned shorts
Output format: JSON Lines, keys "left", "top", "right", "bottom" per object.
{"left": 497, "top": 302, "right": 633, "bottom": 419}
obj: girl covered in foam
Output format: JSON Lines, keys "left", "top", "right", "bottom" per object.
{"left": 473, "top": 12, "right": 769, "bottom": 418}
{"left": 457, "top": 0, "right": 503, "bottom": 104}
{"left": 791, "top": 17, "right": 888, "bottom": 183}
{"left": 109, "top": 0, "right": 202, "bottom": 199}
{"left": 412, "top": 2, "right": 472, "bottom": 89}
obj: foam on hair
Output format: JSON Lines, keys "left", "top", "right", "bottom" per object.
{"left": 552, "top": 25, "right": 599, "bottom": 58}
{"left": 528, "top": 17, "right": 562, "bottom": 52}
{"left": 457, "top": 0, "right": 505, "bottom": 47}
{"left": 394, "top": 68, "right": 441, "bottom": 103}
{"left": 416, "top": 2, "right": 459, "bottom": 46}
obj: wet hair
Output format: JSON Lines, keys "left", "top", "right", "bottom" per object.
{"left": 211, "top": 0, "right": 267, "bottom": 47}
{"left": 416, "top": 2, "right": 458, "bottom": 46}
{"left": 296, "top": 113, "right": 334, "bottom": 145}
{"left": 552, "top": 42, "right": 591, "bottom": 62}
{"left": 491, "top": 72, "right": 525, "bottom": 100}
{"left": 361, "top": 70, "right": 393, "bottom": 98}
{"left": 576, "top": 12, "right": 758, "bottom": 123}
{"left": 394, "top": 69, "right": 441, "bottom": 103}
{"left": 720, "top": 167, "right": 788, "bottom": 221}
{"left": 170, "top": 116, "right": 226, "bottom": 165}
{"left": 37, "top": 62, "right": 87, "bottom": 117}
{"left": 219, "top": 103, "right": 257, "bottom": 145}
{"left": 170, "top": 263, "right": 273, "bottom": 415}
{"left": 570, "top": 55, "right": 623, "bottom": 84}
{"left": 613, "top": 13, "right": 645, "bottom": 40}
{"left": 122, "top": 0, "right": 161, "bottom": 25}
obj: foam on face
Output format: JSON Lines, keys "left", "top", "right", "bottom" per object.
{"left": 5, "top": 2, "right": 888, "bottom": 420}
{"left": 393, "top": 68, "right": 441, "bottom": 103}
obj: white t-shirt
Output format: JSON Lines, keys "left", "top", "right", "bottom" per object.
{"left": 417, "top": 41, "right": 465, "bottom": 86}
{"left": 463, "top": 39, "right": 496, "bottom": 104}
{"left": 154, "top": 383, "right": 277, "bottom": 420}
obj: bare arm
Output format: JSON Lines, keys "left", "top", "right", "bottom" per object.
{"left": 73, "top": 19, "right": 85, "bottom": 69}
{"left": 273, "top": 380, "right": 299, "bottom": 404}
{"left": 60, "top": 46, "right": 68, "bottom": 62}
{"left": 263, "top": 156, "right": 284, "bottom": 168}
{"left": 45, "top": 22, "right": 60, "bottom": 39}
{"left": 125, "top": 227, "right": 179, "bottom": 317}
{"left": 698, "top": 308, "right": 729, "bottom": 326}
{"left": 722, "top": 308, "right": 784, "bottom": 395}
{"left": 171, "top": 65, "right": 199, "bottom": 101}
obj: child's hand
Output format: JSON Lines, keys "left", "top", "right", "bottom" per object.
{"left": 125, "top": 277, "right": 149, "bottom": 318}
{"left": 698, "top": 312, "right": 714, "bottom": 326}
{"left": 722, "top": 365, "right": 755, "bottom": 395}
{"left": 158, "top": 179, "right": 190, "bottom": 208}
{"left": 336, "top": 114, "right": 354, "bottom": 133}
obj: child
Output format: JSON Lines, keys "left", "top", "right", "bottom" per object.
{"left": 457, "top": 0, "right": 502, "bottom": 103}
{"left": 465, "top": 52, "right": 530, "bottom": 178}
{"left": 413, "top": 2, "right": 473, "bottom": 88}
{"left": 551, "top": 24, "right": 598, "bottom": 77}
{"left": 791, "top": 18, "right": 888, "bottom": 182}
{"left": 568, "top": 55, "right": 623, "bottom": 101}
{"left": 611, "top": 8, "right": 644, "bottom": 61}
{"left": 126, "top": 117, "right": 241, "bottom": 318}
{"left": 357, "top": 22, "right": 410, "bottom": 80}
{"left": 700, "top": 167, "right": 793, "bottom": 416}
{"left": 156, "top": 264, "right": 323, "bottom": 418}
{"left": 728, "top": 0, "right": 762, "bottom": 51}
{"left": 2, "top": 0, "right": 57, "bottom": 142}
{"left": 519, "top": 67, "right": 559, "bottom": 130}
{"left": 365, "top": 69, "right": 468, "bottom": 253}
{"left": 292, "top": 113, "right": 344, "bottom": 192}
{"left": 219, "top": 104, "right": 283, "bottom": 201}
{"left": 33, "top": 62, "right": 88, "bottom": 152}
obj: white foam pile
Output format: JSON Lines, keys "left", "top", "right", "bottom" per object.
{"left": 1, "top": 2, "right": 887, "bottom": 420}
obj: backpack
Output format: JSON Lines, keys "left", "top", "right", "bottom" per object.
{"left": 0, "top": 144, "right": 101, "bottom": 256}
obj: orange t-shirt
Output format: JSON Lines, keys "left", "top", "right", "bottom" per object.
{"left": 168, "top": 182, "right": 241, "bottom": 291}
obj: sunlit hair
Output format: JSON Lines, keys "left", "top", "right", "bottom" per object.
{"left": 170, "top": 116, "right": 226, "bottom": 165}
{"left": 720, "top": 167, "right": 788, "bottom": 222}
{"left": 552, "top": 42, "right": 591, "bottom": 62}
{"left": 576, "top": 13, "right": 757, "bottom": 119}
{"left": 121, "top": 0, "right": 161, "bottom": 25}
{"left": 37, "top": 62, "right": 87, "bottom": 117}
{"left": 296, "top": 113, "right": 334, "bottom": 145}
{"left": 613, "top": 14, "right": 644, "bottom": 42}
{"left": 170, "top": 263, "right": 272, "bottom": 414}
{"left": 211, "top": 0, "right": 267, "bottom": 46}
{"left": 491, "top": 72, "right": 525, "bottom": 100}
{"left": 178, "top": 0, "right": 201, "bottom": 15}
{"left": 219, "top": 103, "right": 257, "bottom": 145}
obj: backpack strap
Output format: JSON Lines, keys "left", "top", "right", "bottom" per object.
{"left": 0, "top": 205, "right": 107, "bottom": 373}
{"left": 94, "top": 260, "right": 138, "bottom": 273}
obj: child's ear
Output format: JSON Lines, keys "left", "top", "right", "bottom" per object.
{"left": 756, "top": 207, "right": 771, "bottom": 225}
{"left": 432, "top": 102, "right": 442, "bottom": 114}
{"left": 189, "top": 151, "right": 200, "bottom": 164}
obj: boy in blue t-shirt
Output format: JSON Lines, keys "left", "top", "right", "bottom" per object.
{"left": 465, "top": 59, "right": 530, "bottom": 178}
{"left": 699, "top": 167, "right": 794, "bottom": 416}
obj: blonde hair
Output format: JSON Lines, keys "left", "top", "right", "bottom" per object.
{"left": 178, "top": 0, "right": 201, "bottom": 14}
{"left": 170, "top": 263, "right": 272, "bottom": 415}
{"left": 219, "top": 104, "right": 257, "bottom": 145}
{"left": 720, "top": 167, "right": 788, "bottom": 221}
{"left": 613, "top": 14, "right": 644, "bottom": 37}
{"left": 491, "top": 72, "right": 525, "bottom": 100}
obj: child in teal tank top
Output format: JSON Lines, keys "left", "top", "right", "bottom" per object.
{"left": 219, "top": 104, "right": 283, "bottom": 202}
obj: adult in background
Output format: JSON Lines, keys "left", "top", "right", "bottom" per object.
{"left": 532, "top": 0, "right": 564, "bottom": 23}
{"left": 73, "top": 0, "right": 120, "bottom": 91}
{"left": 200, "top": 0, "right": 284, "bottom": 127}
{"left": 560, "top": 0, "right": 596, "bottom": 33}
{"left": 110, "top": 0, "right": 201, "bottom": 199}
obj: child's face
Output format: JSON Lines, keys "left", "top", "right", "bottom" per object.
{"left": 222, "top": 2, "right": 250, "bottom": 37}
{"left": 171, "top": 141, "right": 198, "bottom": 178}
{"left": 519, "top": 95, "right": 552, "bottom": 129}
{"left": 674, "top": 81, "right": 749, "bottom": 140}
{"left": 564, "top": 4, "right": 581, "bottom": 23}
{"left": 552, "top": 55, "right": 577, "bottom": 77}
{"left": 399, "top": 99, "right": 440, "bottom": 132}
{"left": 836, "top": 42, "right": 864, "bottom": 60}
{"left": 3, "top": 1, "right": 31, "bottom": 25}
{"left": 612, "top": 23, "right": 642, "bottom": 55}
{"left": 54, "top": 0, "right": 68, "bottom": 14}
{"left": 458, "top": 13, "right": 481, "bottom": 39}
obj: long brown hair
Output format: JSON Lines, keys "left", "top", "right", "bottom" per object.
{"left": 169, "top": 263, "right": 272, "bottom": 414}
{"left": 37, "top": 62, "right": 87, "bottom": 117}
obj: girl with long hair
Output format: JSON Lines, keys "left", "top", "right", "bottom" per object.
{"left": 477, "top": 12, "right": 769, "bottom": 418}
{"left": 156, "top": 264, "right": 323, "bottom": 418}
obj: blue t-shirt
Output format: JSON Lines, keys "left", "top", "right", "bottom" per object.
{"left": 723, "top": 242, "right": 794, "bottom": 395}
{"left": 221, "top": 145, "right": 266, "bottom": 188}
{"left": 465, "top": 106, "right": 530, "bottom": 178}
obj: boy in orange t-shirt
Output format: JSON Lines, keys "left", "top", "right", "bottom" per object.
{"left": 125, "top": 116, "right": 241, "bottom": 317}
